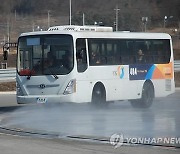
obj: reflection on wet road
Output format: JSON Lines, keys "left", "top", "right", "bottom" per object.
{"left": 1, "top": 90, "right": 180, "bottom": 139}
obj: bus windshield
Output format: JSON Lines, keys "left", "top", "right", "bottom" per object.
{"left": 17, "top": 35, "right": 74, "bottom": 76}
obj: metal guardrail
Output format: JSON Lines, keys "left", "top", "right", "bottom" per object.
{"left": 174, "top": 60, "right": 180, "bottom": 72}
{"left": 0, "top": 61, "right": 179, "bottom": 82}
{"left": 0, "top": 68, "right": 16, "bottom": 82}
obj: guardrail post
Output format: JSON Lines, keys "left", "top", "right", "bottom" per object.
{"left": 1, "top": 62, "right": 7, "bottom": 69}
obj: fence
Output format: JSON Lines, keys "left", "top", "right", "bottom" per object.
{"left": 174, "top": 60, "right": 180, "bottom": 72}
{"left": 0, "top": 68, "right": 16, "bottom": 82}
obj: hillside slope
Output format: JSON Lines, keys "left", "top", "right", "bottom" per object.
{"left": 0, "top": 0, "right": 179, "bottom": 29}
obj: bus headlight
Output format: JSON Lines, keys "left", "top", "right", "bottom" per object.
{"left": 63, "top": 79, "right": 76, "bottom": 95}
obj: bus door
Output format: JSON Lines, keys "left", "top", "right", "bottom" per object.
{"left": 75, "top": 38, "right": 90, "bottom": 102}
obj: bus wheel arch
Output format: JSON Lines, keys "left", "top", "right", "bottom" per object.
{"left": 131, "top": 80, "right": 155, "bottom": 108}
{"left": 143, "top": 80, "right": 155, "bottom": 97}
{"left": 91, "top": 82, "right": 107, "bottom": 106}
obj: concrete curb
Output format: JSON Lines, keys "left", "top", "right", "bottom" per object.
{"left": 175, "top": 87, "right": 180, "bottom": 90}
{"left": 0, "top": 91, "right": 16, "bottom": 94}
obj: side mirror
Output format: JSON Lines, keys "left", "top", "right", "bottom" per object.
{"left": 3, "top": 50, "right": 8, "bottom": 60}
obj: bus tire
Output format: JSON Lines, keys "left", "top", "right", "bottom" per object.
{"left": 91, "top": 83, "right": 107, "bottom": 107}
{"left": 130, "top": 81, "right": 154, "bottom": 108}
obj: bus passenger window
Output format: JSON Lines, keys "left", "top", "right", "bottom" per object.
{"left": 90, "top": 52, "right": 101, "bottom": 65}
{"left": 115, "top": 55, "right": 122, "bottom": 64}
{"left": 136, "top": 49, "right": 146, "bottom": 64}
{"left": 76, "top": 39, "right": 88, "bottom": 72}
{"left": 129, "top": 56, "right": 136, "bottom": 64}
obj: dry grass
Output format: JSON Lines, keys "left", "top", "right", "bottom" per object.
{"left": 174, "top": 49, "right": 180, "bottom": 60}
{"left": 175, "top": 72, "right": 180, "bottom": 87}
{"left": 0, "top": 53, "right": 16, "bottom": 68}
{"left": 0, "top": 82, "right": 16, "bottom": 91}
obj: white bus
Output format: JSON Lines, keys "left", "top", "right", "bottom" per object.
{"left": 16, "top": 25, "right": 175, "bottom": 108}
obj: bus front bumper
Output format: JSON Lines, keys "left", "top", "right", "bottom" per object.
{"left": 17, "top": 94, "right": 76, "bottom": 104}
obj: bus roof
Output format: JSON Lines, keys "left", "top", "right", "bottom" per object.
{"left": 20, "top": 25, "right": 171, "bottom": 40}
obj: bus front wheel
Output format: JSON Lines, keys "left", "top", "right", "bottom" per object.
{"left": 130, "top": 81, "right": 154, "bottom": 108}
{"left": 91, "top": 83, "right": 107, "bottom": 107}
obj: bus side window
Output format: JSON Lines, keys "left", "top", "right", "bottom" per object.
{"left": 146, "top": 43, "right": 153, "bottom": 63}
{"left": 164, "top": 40, "right": 171, "bottom": 63}
{"left": 76, "top": 39, "right": 88, "bottom": 72}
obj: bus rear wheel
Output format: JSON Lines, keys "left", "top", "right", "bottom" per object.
{"left": 91, "top": 83, "right": 107, "bottom": 107}
{"left": 130, "top": 82, "right": 154, "bottom": 108}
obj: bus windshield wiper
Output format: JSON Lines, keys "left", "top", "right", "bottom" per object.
{"left": 47, "top": 67, "right": 59, "bottom": 79}
{"left": 27, "top": 65, "right": 40, "bottom": 80}
{"left": 27, "top": 70, "right": 33, "bottom": 80}
{"left": 27, "top": 74, "right": 31, "bottom": 80}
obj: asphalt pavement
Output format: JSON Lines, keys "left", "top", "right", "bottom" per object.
{"left": 0, "top": 134, "right": 180, "bottom": 154}
{"left": 0, "top": 90, "right": 180, "bottom": 153}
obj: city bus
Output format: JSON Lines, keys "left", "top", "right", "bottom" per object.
{"left": 16, "top": 25, "right": 175, "bottom": 108}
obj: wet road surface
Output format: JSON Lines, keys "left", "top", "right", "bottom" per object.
{"left": 1, "top": 90, "right": 180, "bottom": 143}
